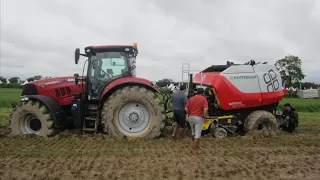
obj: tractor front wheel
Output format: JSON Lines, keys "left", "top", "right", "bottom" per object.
{"left": 101, "top": 86, "right": 164, "bottom": 140}
{"left": 10, "top": 100, "right": 56, "bottom": 137}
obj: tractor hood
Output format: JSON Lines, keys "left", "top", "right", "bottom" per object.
{"left": 21, "top": 76, "right": 85, "bottom": 104}
{"left": 28, "top": 76, "right": 84, "bottom": 87}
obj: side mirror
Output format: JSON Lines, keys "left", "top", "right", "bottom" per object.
{"left": 74, "top": 73, "right": 79, "bottom": 85}
{"left": 75, "top": 48, "right": 80, "bottom": 64}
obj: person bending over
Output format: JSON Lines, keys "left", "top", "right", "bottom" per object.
{"left": 281, "top": 103, "right": 298, "bottom": 133}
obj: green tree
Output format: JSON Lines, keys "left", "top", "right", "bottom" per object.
{"left": 0, "top": 76, "right": 7, "bottom": 83}
{"left": 27, "top": 77, "right": 35, "bottom": 82}
{"left": 156, "top": 78, "right": 174, "bottom": 87}
{"left": 34, "top": 75, "right": 42, "bottom": 80}
{"left": 275, "top": 55, "right": 305, "bottom": 88}
{"left": 9, "top": 77, "right": 20, "bottom": 84}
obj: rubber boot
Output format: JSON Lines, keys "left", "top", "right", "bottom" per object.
{"left": 193, "top": 138, "right": 200, "bottom": 150}
{"left": 190, "top": 136, "right": 195, "bottom": 147}
{"left": 179, "top": 128, "right": 184, "bottom": 139}
{"left": 172, "top": 122, "right": 178, "bottom": 139}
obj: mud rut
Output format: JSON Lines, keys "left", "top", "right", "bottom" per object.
{"left": 1, "top": 131, "right": 320, "bottom": 180}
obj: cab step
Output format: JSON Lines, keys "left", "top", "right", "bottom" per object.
{"left": 82, "top": 117, "right": 98, "bottom": 134}
{"left": 85, "top": 117, "right": 96, "bottom": 121}
{"left": 82, "top": 128, "right": 96, "bottom": 131}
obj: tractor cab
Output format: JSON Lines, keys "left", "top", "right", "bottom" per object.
{"left": 72, "top": 43, "right": 140, "bottom": 132}
{"left": 74, "top": 43, "right": 138, "bottom": 99}
{"left": 70, "top": 43, "right": 164, "bottom": 137}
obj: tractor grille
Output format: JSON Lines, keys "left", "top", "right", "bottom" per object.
{"left": 21, "top": 84, "right": 38, "bottom": 96}
{"left": 54, "top": 87, "right": 72, "bottom": 97}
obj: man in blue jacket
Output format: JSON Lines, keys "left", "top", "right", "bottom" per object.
{"left": 171, "top": 85, "right": 188, "bottom": 139}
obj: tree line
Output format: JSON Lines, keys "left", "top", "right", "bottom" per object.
{"left": 0, "top": 75, "right": 49, "bottom": 84}
{"left": 0, "top": 55, "right": 318, "bottom": 89}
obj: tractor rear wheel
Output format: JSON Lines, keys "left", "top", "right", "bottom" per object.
{"left": 244, "top": 110, "right": 279, "bottom": 133}
{"left": 101, "top": 86, "right": 164, "bottom": 140}
{"left": 10, "top": 100, "right": 56, "bottom": 137}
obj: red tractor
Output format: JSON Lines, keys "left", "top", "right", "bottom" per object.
{"left": 10, "top": 43, "right": 165, "bottom": 139}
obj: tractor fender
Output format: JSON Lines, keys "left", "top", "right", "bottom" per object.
{"left": 21, "top": 95, "right": 66, "bottom": 128}
{"left": 100, "top": 77, "right": 158, "bottom": 101}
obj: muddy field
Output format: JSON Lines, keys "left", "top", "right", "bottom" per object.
{"left": 0, "top": 131, "right": 319, "bottom": 180}
{"left": 1, "top": 106, "right": 320, "bottom": 180}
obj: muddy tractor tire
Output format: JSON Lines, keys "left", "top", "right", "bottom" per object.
{"left": 101, "top": 86, "right": 165, "bottom": 140}
{"left": 244, "top": 110, "right": 279, "bottom": 133}
{"left": 10, "top": 100, "right": 56, "bottom": 137}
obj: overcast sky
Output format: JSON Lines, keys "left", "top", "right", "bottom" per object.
{"left": 1, "top": 0, "right": 319, "bottom": 83}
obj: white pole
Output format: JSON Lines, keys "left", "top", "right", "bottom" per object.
{"left": 181, "top": 63, "right": 183, "bottom": 86}
{"left": 200, "top": 71, "right": 203, "bottom": 86}
{"left": 300, "top": 82, "right": 301, "bottom": 90}
{"left": 187, "top": 63, "right": 190, "bottom": 91}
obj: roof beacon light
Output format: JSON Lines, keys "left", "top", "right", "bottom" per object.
{"left": 133, "top": 43, "right": 138, "bottom": 48}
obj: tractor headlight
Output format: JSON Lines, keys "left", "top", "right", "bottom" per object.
{"left": 20, "top": 96, "right": 29, "bottom": 102}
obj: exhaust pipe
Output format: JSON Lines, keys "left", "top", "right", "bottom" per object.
{"left": 188, "top": 73, "right": 194, "bottom": 98}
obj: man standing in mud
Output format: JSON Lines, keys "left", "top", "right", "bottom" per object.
{"left": 171, "top": 85, "right": 188, "bottom": 139}
{"left": 185, "top": 88, "right": 208, "bottom": 150}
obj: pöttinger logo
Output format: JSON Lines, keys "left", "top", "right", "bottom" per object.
{"left": 263, "top": 69, "right": 279, "bottom": 92}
